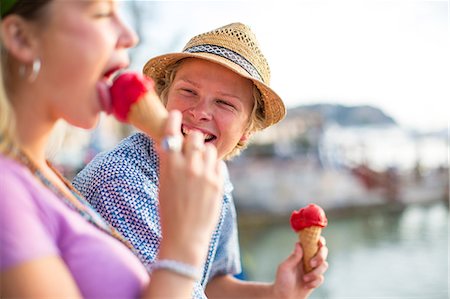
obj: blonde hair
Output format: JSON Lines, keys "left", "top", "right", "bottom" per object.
{"left": 1, "top": 12, "right": 65, "bottom": 160}
{"left": 154, "top": 59, "right": 266, "bottom": 160}
{"left": 0, "top": 48, "right": 18, "bottom": 157}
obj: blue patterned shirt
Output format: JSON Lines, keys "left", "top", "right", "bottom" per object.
{"left": 73, "top": 133, "right": 241, "bottom": 299}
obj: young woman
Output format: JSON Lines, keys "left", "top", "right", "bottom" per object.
{"left": 0, "top": 1, "right": 224, "bottom": 298}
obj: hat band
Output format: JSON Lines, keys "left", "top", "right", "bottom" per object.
{"left": 184, "top": 44, "right": 263, "bottom": 82}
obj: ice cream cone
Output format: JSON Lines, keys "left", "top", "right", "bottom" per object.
{"left": 127, "top": 91, "right": 168, "bottom": 142}
{"left": 290, "top": 204, "right": 327, "bottom": 273}
{"left": 298, "top": 226, "right": 322, "bottom": 273}
{"left": 109, "top": 72, "right": 168, "bottom": 142}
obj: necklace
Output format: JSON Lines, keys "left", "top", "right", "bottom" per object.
{"left": 17, "top": 151, "right": 134, "bottom": 251}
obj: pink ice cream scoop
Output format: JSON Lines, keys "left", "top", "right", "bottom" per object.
{"left": 104, "top": 72, "right": 169, "bottom": 141}
{"left": 290, "top": 204, "right": 327, "bottom": 272}
{"left": 290, "top": 203, "right": 328, "bottom": 231}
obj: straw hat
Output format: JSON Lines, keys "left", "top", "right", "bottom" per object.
{"left": 143, "top": 22, "right": 286, "bottom": 129}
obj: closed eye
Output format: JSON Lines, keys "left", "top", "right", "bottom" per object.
{"left": 93, "top": 1, "right": 114, "bottom": 18}
{"left": 217, "top": 99, "right": 236, "bottom": 110}
{"left": 180, "top": 88, "right": 196, "bottom": 96}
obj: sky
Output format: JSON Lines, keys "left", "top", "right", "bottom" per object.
{"left": 122, "top": 0, "right": 449, "bottom": 132}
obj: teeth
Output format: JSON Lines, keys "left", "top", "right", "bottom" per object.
{"left": 181, "top": 126, "right": 192, "bottom": 135}
{"left": 182, "top": 126, "right": 214, "bottom": 141}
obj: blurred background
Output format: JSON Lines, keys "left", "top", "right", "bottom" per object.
{"left": 52, "top": 1, "right": 449, "bottom": 298}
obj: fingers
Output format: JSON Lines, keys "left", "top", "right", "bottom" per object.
{"left": 161, "top": 135, "right": 183, "bottom": 153}
{"left": 160, "top": 111, "right": 184, "bottom": 155}
{"left": 163, "top": 110, "right": 183, "bottom": 137}
{"left": 310, "top": 237, "right": 328, "bottom": 269}
{"left": 292, "top": 243, "right": 304, "bottom": 264}
{"left": 157, "top": 112, "right": 223, "bottom": 266}
{"left": 319, "top": 236, "right": 326, "bottom": 247}
{"left": 183, "top": 131, "right": 205, "bottom": 168}
{"left": 279, "top": 243, "right": 304, "bottom": 274}
{"left": 303, "top": 260, "right": 328, "bottom": 288}
{"left": 160, "top": 111, "right": 206, "bottom": 158}
{"left": 183, "top": 131, "right": 204, "bottom": 153}
{"left": 303, "top": 237, "right": 329, "bottom": 288}
{"left": 303, "top": 271, "right": 326, "bottom": 289}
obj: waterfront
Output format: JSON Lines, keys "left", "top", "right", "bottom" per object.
{"left": 237, "top": 202, "right": 449, "bottom": 298}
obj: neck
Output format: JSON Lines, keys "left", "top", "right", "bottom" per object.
{"left": 17, "top": 123, "right": 53, "bottom": 170}
{"left": 16, "top": 128, "right": 57, "bottom": 173}
{"left": 12, "top": 90, "right": 58, "bottom": 169}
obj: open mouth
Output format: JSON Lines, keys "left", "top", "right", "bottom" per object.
{"left": 103, "top": 68, "right": 120, "bottom": 82}
{"left": 103, "top": 66, "right": 127, "bottom": 83}
{"left": 182, "top": 125, "right": 216, "bottom": 143}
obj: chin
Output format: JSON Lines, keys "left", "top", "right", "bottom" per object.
{"left": 71, "top": 114, "right": 101, "bottom": 130}
{"left": 86, "top": 116, "right": 101, "bottom": 129}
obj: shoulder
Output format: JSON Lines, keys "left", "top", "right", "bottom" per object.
{"left": 0, "top": 155, "right": 60, "bottom": 270}
{"left": 75, "top": 133, "right": 158, "bottom": 180}
{"left": 114, "top": 132, "right": 155, "bottom": 157}
{"left": 73, "top": 133, "right": 160, "bottom": 197}
{"left": 0, "top": 155, "right": 36, "bottom": 195}
{"left": 101, "top": 132, "right": 157, "bottom": 166}
{"left": 0, "top": 155, "right": 55, "bottom": 218}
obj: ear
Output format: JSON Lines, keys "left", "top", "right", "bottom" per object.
{"left": 1, "top": 15, "right": 39, "bottom": 64}
{"left": 239, "top": 131, "right": 252, "bottom": 143}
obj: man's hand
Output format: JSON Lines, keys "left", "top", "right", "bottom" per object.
{"left": 272, "top": 237, "right": 328, "bottom": 299}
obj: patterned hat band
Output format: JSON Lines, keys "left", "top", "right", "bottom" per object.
{"left": 183, "top": 44, "right": 263, "bottom": 82}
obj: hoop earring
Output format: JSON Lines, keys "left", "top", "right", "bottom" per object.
{"left": 19, "top": 58, "right": 41, "bottom": 83}
{"left": 28, "top": 58, "right": 41, "bottom": 82}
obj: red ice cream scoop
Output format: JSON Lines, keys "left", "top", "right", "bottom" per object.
{"left": 290, "top": 203, "right": 328, "bottom": 232}
{"left": 103, "top": 71, "right": 168, "bottom": 141}
{"left": 110, "top": 72, "right": 154, "bottom": 122}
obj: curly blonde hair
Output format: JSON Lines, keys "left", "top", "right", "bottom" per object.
{"left": 153, "top": 59, "right": 266, "bottom": 160}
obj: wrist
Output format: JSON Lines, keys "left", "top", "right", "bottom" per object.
{"left": 158, "top": 239, "right": 208, "bottom": 268}
{"left": 151, "top": 259, "right": 202, "bottom": 281}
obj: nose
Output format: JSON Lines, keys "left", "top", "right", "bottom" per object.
{"left": 188, "top": 99, "right": 213, "bottom": 122}
{"left": 116, "top": 16, "right": 139, "bottom": 49}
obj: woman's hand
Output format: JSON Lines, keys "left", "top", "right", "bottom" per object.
{"left": 157, "top": 110, "right": 224, "bottom": 267}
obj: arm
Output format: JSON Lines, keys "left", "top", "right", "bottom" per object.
{"left": 207, "top": 182, "right": 242, "bottom": 283}
{"left": 206, "top": 240, "right": 328, "bottom": 299}
{"left": 0, "top": 165, "right": 82, "bottom": 298}
{"left": 206, "top": 274, "right": 272, "bottom": 298}
{"left": 142, "top": 111, "right": 224, "bottom": 298}
{"left": 1, "top": 257, "right": 82, "bottom": 298}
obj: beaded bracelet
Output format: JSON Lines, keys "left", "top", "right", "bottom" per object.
{"left": 150, "top": 259, "right": 201, "bottom": 280}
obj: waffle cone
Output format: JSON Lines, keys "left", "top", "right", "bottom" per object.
{"left": 128, "top": 91, "right": 168, "bottom": 142}
{"left": 298, "top": 226, "right": 322, "bottom": 273}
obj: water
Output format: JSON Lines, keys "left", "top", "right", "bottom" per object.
{"left": 237, "top": 202, "right": 449, "bottom": 298}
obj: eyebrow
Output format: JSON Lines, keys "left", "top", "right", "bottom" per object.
{"left": 217, "top": 92, "right": 242, "bottom": 101}
{"left": 177, "top": 78, "right": 200, "bottom": 88}
{"left": 177, "top": 78, "right": 243, "bottom": 101}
